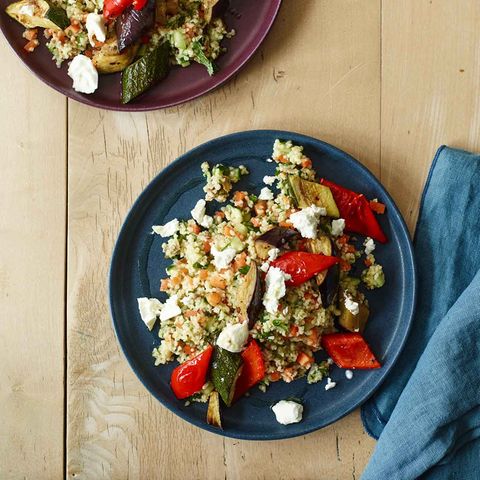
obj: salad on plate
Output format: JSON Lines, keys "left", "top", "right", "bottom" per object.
{"left": 4, "top": 0, "right": 232, "bottom": 102}
{"left": 137, "top": 139, "right": 387, "bottom": 428}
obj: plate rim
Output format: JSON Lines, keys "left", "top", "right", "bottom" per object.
{"left": 109, "top": 129, "right": 417, "bottom": 440}
{"left": 0, "top": 0, "right": 282, "bottom": 112}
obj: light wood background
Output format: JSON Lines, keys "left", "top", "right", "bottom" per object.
{"left": 1, "top": 0, "right": 480, "bottom": 478}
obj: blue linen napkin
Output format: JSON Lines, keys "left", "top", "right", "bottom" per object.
{"left": 361, "top": 146, "right": 480, "bottom": 479}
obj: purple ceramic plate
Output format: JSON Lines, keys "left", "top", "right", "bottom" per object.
{"left": 0, "top": 0, "right": 281, "bottom": 111}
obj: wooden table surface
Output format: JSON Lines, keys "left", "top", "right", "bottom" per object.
{"left": 1, "top": 1, "right": 479, "bottom": 478}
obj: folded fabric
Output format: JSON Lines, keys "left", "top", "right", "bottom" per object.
{"left": 361, "top": 146, "right": 480, "bottom": 479}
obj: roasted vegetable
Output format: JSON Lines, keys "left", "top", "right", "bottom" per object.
{"left": 165, "top": 0, "right": 178, "bottom": 14}
{"left": 121, "top": 41, "right": 170, "bottom": 103}
{"left": 321, "top": 333, "right": 381, "bottom": 369}
{"left": 206, "top": 391, "right": 222, "bottom": 428}
{"left": 155, "top": 0, "right": 167, "bottom": 24}
{"left": 288, "top": 176, "right": 340, "bottom": 218}
{"left": 116, "top": 0, "right": 155, "bottom": 52}
{"left": 233, "top": 340, "right": 266, "bottom": 402}
{"left": 254, "top": 227, "right": 298, "bottom": 260}
{"left": 211, "top": 346, "right": 243, "bottom": 406}
{"left": 306, "top": 235, "right": 332, "bottom": 285}
{"left": 237, "top": 263, "right": 262, "bottom": 328}
{"left": 320, "top": 178, "right": 387, "bottom": 243}
{"left": 338, "top": 291, "right": 369, "bottom": 333}
{"left": 6, "top": 0, "right": 68, "bottom": 29}
{"left": 103, "top": 0, "right": 132, "bottom": 19}
{"left": 319, "top": 262, "right": 339, "bottom": 307}
{"left": 170, "top": 345, "right": 213, "bottom": 399}
{"left": 92, "top": 36, "right": 139, "bottom": 74}
{"left": 271, "top": 251, "right": 339, "bottom": 287}
{"left": 202, "top": 0, "right": 219, "bottom": 21}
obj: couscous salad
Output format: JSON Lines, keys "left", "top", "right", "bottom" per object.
{"left": 137, "top": 139, "right": 387, "bottom": 427}
{"left": 5, "top": 0, "right": 232, "bottom": 102}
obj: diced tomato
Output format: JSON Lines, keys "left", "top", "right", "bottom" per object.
{"left": 289, "top": 324, "right": 299, "bottom": 337}
{"left": 170, "top": 345, "right": 213, "bottom": 399}
{"left": 271, "top": 251, "right": 339, "bottom": 286}
{"left": 301, "top": 158, "right": 312, "bottom": 168}
{"left": 337, "top": 234, "right": 350, "bottom": 245}
{"left": 269, "top": 371, "right": 281, "bottom": 382}
{"left": 321, "top": 333, "right": 381, "bottom": 369}
{"left": 296, "top": 351, "right": 314, "bottom": 367}
{"left": 339, "top": 258, "right": 352, "bottom": 272}
{"left": 233, "top": 340, "right": 265, "bottom": 401}
{"left": 369, "top": 201, "right": 386, "bottom": 214}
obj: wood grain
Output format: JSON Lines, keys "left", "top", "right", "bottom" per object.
{"left": 66, "top": 1, "right": 379, "bottom": 478}
{"left": 3, "top": 0, "right": 480, "bottom": 478}
{"left": 0, "top": 37, "right": 66, "bottom": 479}
{"left": 381, "top": 0, "right": 480, "bottom": 232}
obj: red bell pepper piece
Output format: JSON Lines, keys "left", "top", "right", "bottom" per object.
{"left": 320, "top": 179, "right": 387, "bottom": 243}
{"left": 170, "top": 345, "right": 213, "bottom": 399}
{"left": 133, "top": 0, "right": 147, "bottom": 10}
{"left": 321, "top": 333, "right": 381, "bottom": 369}
{"left": 271, "top": 251, "right": 339, "bottom": 287}
{"left": 233, "top": 340, "right": 265, "bottom": 401}
{"left": 103, "top": 0, "right": 133, "bottom": 19}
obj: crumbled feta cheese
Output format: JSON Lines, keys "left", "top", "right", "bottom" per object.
{"left": 290, "top": 205, "right": 326, "bottom": 239}
{"left": 137, "top": 297, "right": 162, "bottom": 330}
{"left": 191, "top": 199, "right": 213, "bottom": 228}
{"left": 159, "top": 295, "right": 181, "bottom": 322}
{"left": 152, "top": 219, "right": 179, "bottom": 237}
{"left": 267, "top": 247, "right": 280, "bottom": 262}
{"left": 68, "top": 55, "right": 98, "bottom": 94}
{"left": 344, "top": 294, "right": 360, "bottom": 315}
{"left": 19, "top": 4, "right": 34, "bottom": 15}
{"left": 345, "top": 370, "right": 353, "bottom": 380}
{"left": 266, "top": 158, "right": 273, "bottom": 163}
{"left": 263, "top": 175, "right": 276, "bottom": 185}
{"left": 364, "top": 237, "right": 376, "bottom": 255}
{"left": 325, "top": 377, "right": 337, "bottom": 391}
{"left": 331, "top": 218, "right": 346, "bottom": 237}
{"left": 260, "top": 262, "right": 270, "bottom": 273}
{"left": 263, "top": 266, "right": 291, "bottom": 314}
{"left": 272, "top": 400, "right": 303, "bottom": 425}
{"left": 86, "top": 13, "right": 106, "bottom": 47}
{"left": 258, "top": 187, "right": 274, "bottom": 200}
{"left": 211, "top": 245, "right": 237, "bottom": 270}
{"left": 216, "top": 322, "right": 249, "bottom": 353}
{"left": 327, "top": 358, "right": 334, "bottom": 365}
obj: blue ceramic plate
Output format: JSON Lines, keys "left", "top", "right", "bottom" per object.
{"left": 109, "top": 130, "right": 416, "bottom": 440}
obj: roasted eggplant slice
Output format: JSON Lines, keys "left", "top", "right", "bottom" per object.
{"left": 92, "top": 36, "right": 139, "bottom": 74}
{"left": 320, "top": 263, "right": 340, "bottom": 307}
{"left": 166, "top": 0, "right": 178, "bottom": 14}
{"left": 305, "top": 235, "right": 332, "bottom": 285}
{"left": 237, "top": 263, "right": 263, "bottom": 328}
{"left": 288, "top": 175, "right": 340, "bottom": 218}
{"left": 211, "top": 346, "right": 243, "bottom": 406}
{"left": 254, "top": 227, "right": 298, "bottom": 260}
{"left": 206, "top": 391, "right": 222, "bottom": 428}
{"left": 338, "top": 290, "right": 369, "bottom": 333}
{"left": 116, "top": 0, "right": 155, "bottom": 52}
